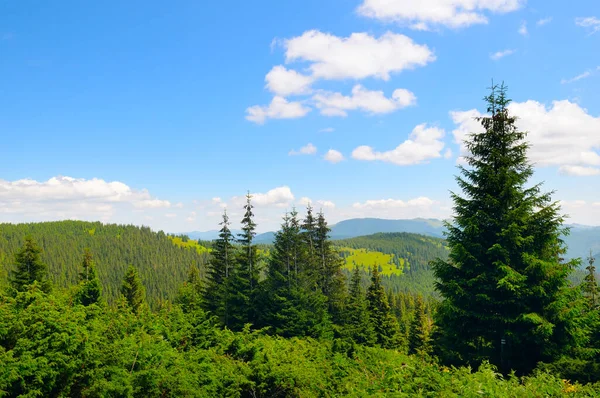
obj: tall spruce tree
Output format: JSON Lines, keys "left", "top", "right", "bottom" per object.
{"left": 76, "top": 249, "right": 102, "bottom": 306}
{"left": 344, "top": 267, "right": 375, "bottom": 345}
{"left": 229, "top": 192, "right": 260, "bottom": 330}
{"left": 583, "top": 251, "right": 598, "bottom": 309}
{"left": 10, "top": 236, "right": 52, "bottom": 293}
{"left": 366, "top": 266, "right": 402, "bottom": 349}
{"left": 315, "top": 210, "right": 347, "bottom": 323}
{"left": 409, "top": 294, "right": 431, "bottom": 356}
{"left": 301, "top": 205, "right": 318, "bottom": 287}
{"left": 261, "top": 210, "right": 331, "bottom": 337}
{"left": 432, "top": 83, "right": 579, "bottom": 374}
{"left": 120, "top": 265, "right": 146, "bottom": 314}
{"left": 203, "top": 210, "right": 236, "bottom": 326}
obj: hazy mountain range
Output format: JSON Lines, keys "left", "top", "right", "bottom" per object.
{"left": 181, "top": 218, "right": 600, "bottom": 262}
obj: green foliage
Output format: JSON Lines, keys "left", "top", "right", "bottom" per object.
{"left": 409, "top": 294, "right": 432, "bottom": 356}
{"left": 2, "top": 284, "right": 599, "bottom": 397}
{"left": 75, "top": 249, "right": 103, "bottom": 306}
{"left": 202, "top": 210, "right": 236, "bottom": 327}
{"left": 343, "top": 267, "right": 376, "bottom": 346}
{"left": 432, "top": 84, "right": 580, "bottom": 375}
{"left": 366, "top": 266, "right": 402, "bottom": 349}
{"left": 121, "top": 265, "right": 146, "bottom": 314}
{"left": 9, "top": 236, "right": 52, "bottom": 294}
{"left": 583, "top": 252, "right": 598, "bottom": 309}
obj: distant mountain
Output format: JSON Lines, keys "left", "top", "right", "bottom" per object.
{"left": 180, "top": 218, "right": 600, "bottom": 262}
{"left": 184, "top": 229, "right": 242, "bottom": 241}
{"left": 330, "top": 218, "right": 446, "bottom": 240}
{"left": 563, "top": 224, "right": 600, "bottom": 262}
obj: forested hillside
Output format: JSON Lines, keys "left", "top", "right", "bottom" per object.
{"left": 0, "top": 221, "right": 210, "bottom": 307}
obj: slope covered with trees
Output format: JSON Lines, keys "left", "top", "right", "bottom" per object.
{"left": 0, "top": 221, "right": 211, "bottom": 307}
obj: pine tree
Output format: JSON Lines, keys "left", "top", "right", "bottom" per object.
{"left": 120, "top": 265, "right": 146, "bottom": 314}
{"left": 432, "top": 83, "right": 579, "bottom": 374}
{"left": 260, "top": 210, "right": 331, "bottom": 338}
{"left": 203, "top": 210, "right": 236, "bottom": 326}
{"left": 229, "top": 192, "right": 260, "bottom": 330}
{"left": 583, "top": 251, "right": 598, "bottom": 309}
{"left": 301, "top": 204, "right": 318, "bottom": 287}
{"left": 366, "top": 265, "right": 401, "bottom": 349}
{"left": 344, "top": 267, "right": 375, "bottom": 345}
{"left": 10, "top": 236, "right": 52, "bottom": 293}
{"left": 76, "top": 249, "right": 102, "bottom": 306}
{"left": 177, "top": 264, "right": 204, "bottom": 313}
{"left": 409, "top": 294, "right": 431, "bottom": 356}
{"left": 315, "top": 210, "right": 347, "bottom": 323}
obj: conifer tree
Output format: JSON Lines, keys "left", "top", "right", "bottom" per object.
{"left": 260, "top": 210, "right": 331, "bottom": 337}
{"left": 120, "top": 265, "right": 146, "bottom": 314}
{"left": 409, "top": 294, "right": 431, "bottom": 356}
{"left": 10, "top": 236, "right": 52, "bottom": 293}
{"left": 344, "top": 267, "right": 375, "bottom": 345}
{"left": 315, "top": 210, "right": 347, "bottom": 323}
{"left": 76, "top": 249, "right": 102, "bottom": 306}
{"left": 229, "top": 192, "right": 260, "bottom": 330}
{"left": 177, "top": 264, "right": 204, "bottom": 313}
{"left": 203, "top": 210, "right": 236, "bottom": 326}
{"left": 366, "top": 265, "right": 401, "bottom": 349}
{"left": 432, "top": 83, "right": 579, "bottom": 374}
{"left": 583, "top": 251, "right": 598, "bottom": 309}
{"left": 301, "top": 204, "right": 318, "bottom": 286}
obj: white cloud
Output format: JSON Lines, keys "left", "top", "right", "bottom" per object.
{"left": 324, "top": 149, "right": 345, "bottom": 163}
{"left": 319, "top": 127, "right": 335, "bottom": 133}
{"left": 518, "top": 21, "right": 528, "bottom": 36}
{"left": 165, "top": 213, "right": 177, "bottom": 218}
{"left": 186, "top": 211, "right": 197, "bottom": 222}
{"left": 559, "top": 166, "right": 600, "bottom": 176}
{"left": 353, "top": 196, "right": 435, "bottom": 210}
{"left": 298, "top": 197, "right": 336, "bottom": 209}
{"left": 357, "top": 0, "right": 524, "bottom": 30}
{"left": 490, "top": 49, "right": 515, "bottom": 60}
{"left": 246, "top": 96, "right": 310, "bottom": 124}
{"left": 265, "top": 65, "right": 314, "bottom": 96}
{"left": 289, "top": 143, "right": 317, "bottom": 156}
{"left": 174, "top": 202, "right": 184, "bottom": 208}
{"left": 352, "top": 124, "right": 446, "bottom": 165}
{"left": 451, "top": 99, "right": 600, "bottom": 174}
{"left": 284, "top": 30, "right": 435, "bottom": 81}
{"left": 561, "top": 70, "right": 593, "bottom": 84}
{"left": 313, "top": 85, "right": 416, "bottom": 117}
{"left": 576, "top": 17, "right": 600, "bottom": 35}
{"left": 536, "top": 17, "right": 552, "bottom": 26}
{"left": 232, "top": 186, "right": 295, "bottom": 208}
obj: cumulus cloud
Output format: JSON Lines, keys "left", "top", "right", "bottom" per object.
{"left": 451, "top": 99, "right": 600, "bottom": 175}
{"left": 313, "top": 85, "right": 416, "bottom": 117}
{"left": 0, "top": 176, "right": 171, "bottom": 223}
{"left": 246, "top": 96, "right": 310, "bottom": 124}
{"left": 319, "top": 127, "right": 335, "bottom": 133}
{"left": 352, "top": 124, "right": 446, "bottom": 165}
{"left": 265, "top": 65, "right": 314, "bottom": 96}
{"left": 357, "top": 0, "right": 523, "bottom": 30}
{"left": 186, "top": 211, "right": 197, "bottom": 222}
{"left": 284, "top": 30, "right": 435, "bottom": 81}
{"left": 298, "top": 197, "right": 336, "bottom": 209}
{"left": 232, "top": 186, "right": 295, "bottom": 208}
{"left": 576, "top": 17, "right": 600, "bottom": 35}
{"left": 324, "top": 149, "right": 345, "bottom": 163}
{"left": 490, "top": 49, "right": 515, "bottom": 60}
{"left": 289, "top": 143, "right": 317, "bottom": 156}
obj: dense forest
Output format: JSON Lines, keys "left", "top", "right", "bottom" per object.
{"left": 2, "top": 85, "right": 600, "bottom": 396}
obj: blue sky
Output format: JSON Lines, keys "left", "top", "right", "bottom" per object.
{"left": 1, "top": 0, "right": 599, "bottom": 232}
